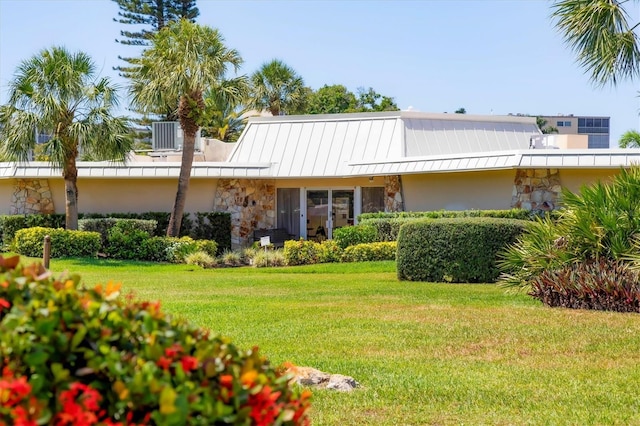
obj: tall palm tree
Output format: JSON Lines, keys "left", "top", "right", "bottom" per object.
{"left": 249, "top": 59, "right": 306, "bottom": 116}
{"left": 202, "top": 88, "right": 251, "bottom": 142}
{"left": 619, "top": 129, "right": 640, "bottom": 147}
{"left": 0, "top": 46, "right": 131, "bottom": 230}
{"left": 552, "top": 0, "right": 640, "bottom": 86}
{"left": 130, "top": 19, "right": 245, "bottom": 237}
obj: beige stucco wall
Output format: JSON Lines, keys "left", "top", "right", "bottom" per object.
{"left": 0, "top": 180, "right": 13, "bottom": 215}
{"left": 70, "top": 178, "right": 217, "bottom": 214}
{"left": 402, "top": 170, "right": 516, "bottom": 211}
{"left": 559, "top": 169, "right": 619, "bottom": 194}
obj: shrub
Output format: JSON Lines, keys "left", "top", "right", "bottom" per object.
{"left": 105, "top": 222, "right": 153, "bottom": 260}
{"left": 398, "top": 218, "right": 527, "bottom": 283}
{"left": 192, "top": 212, "right": 232, "bottom": 254}
{"left": 530, "top": 259, "right": 640, "bottom": 312}
{"left": 79, "top": 218, "right": 157, "bottom": 249}
{"left": 0, "top": 255, "right": 311, "bottom": 425}
{"left": 333, "top": 225, "right": 377, "bottom": 249}
{"left": 252, "top": 249, "right": 286, "bottom": 267}
{"left": 318, "top": 240, "right": 343, "bottom": 263}
{"left": 358, "top": 208, "right": 558, "bottom": 222}
{"left": 283, "top": 240, "right": 322, "bottom": 266}
{"left": 342, "top": 242, "right": 397, "bottom": 262}
{"left": 164, "top": 236, "right": 203, "bottom": 263}
{"left": 219, "top": 249, "right": 244, "bottom": 267}
{"left": 12, "top": 227, "right": 101, "bottom": 258}
{"left": 500, "top": 166, "right": 640, "bottom": 291}
{"left": 0, "top": 214, "right": 65, "bottom": 248}
{"left": 141, "top": 236, "right": 173, "bottom": 262}
{"left": 358, "top": 217, "right": 421, "bottom": 242}
{"left": 184, "top": 250, "right": 216, "bottom": 268}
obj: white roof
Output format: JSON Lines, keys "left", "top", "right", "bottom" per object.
{"left": 2, "top": 112, "right": 639, "bottom": 179}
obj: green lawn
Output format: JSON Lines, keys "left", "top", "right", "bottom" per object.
{"left": 22, "top": 257, "right": 640, "bottom": 424}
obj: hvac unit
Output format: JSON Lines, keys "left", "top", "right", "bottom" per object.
{"left": 151, "top": 121, "right": 201, "bottom": 151}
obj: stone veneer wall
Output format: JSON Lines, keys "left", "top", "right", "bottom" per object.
{"left": 384, "top": 175, "right": 404, "bottom": 212}
{"left": 511, "top": 168, "right": 561, "bottom": 211}
{"left": 213, "top": 179, "right": 276, "bottom": 248}
{"left": 11, "top": 179, "right": 55, "bottom": 214}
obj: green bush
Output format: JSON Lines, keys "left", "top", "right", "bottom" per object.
{"left": 192, "top": 212, "right": 232, "bottom": 254}
{"left": 105, "top": 222, "right": 152, "bottom": 260}
{"left": 0, "top": 214, "right": 66, "bottom": 248}
{"left": 342, "top": 242, "right": 397, "bottom": 262}
{"left": 79, "top": 218, "right": 157, "bottom": 249}
{"left": 358, "top": 217, "right": 421, "bottom": 242}
{"left": 358, "top": 208, "right": 557, "bottom": 222}
{"left": 283, "top": 240, "right": 322, "bottom": 266}
{"left": 12, "top": 227, "right": 101, "bottom": 258}
{"left": 398, "top": 218, "right": 527, "bottom": 283}
{"left": 0, "top": 254, "right": 311, "bottom": 425}
{"left": 500, "top": 166, "right": 640, "bottom": 291}
{"left": 141, "top": 236, "right": 173, "bottom": 262}
{"left": 318, "top": 240, "right": 343, "bottom": 263}
{"left": 333, "top": 225, "right": 377, "bottom": 249}
{"left": 252, "top": 249, "right": 286, "bottom": 267}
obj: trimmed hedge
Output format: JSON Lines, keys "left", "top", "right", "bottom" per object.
{"left": 283, "top": 239, "right": 343, "bottom": 266}
{"left": 397, "top": 218, "right": 527, "bottom": 283}
{"left": 341, "top": 242, "right": 397, "bottom": 262}
{"left": 191, "top": 212, "right": 232, "bottom": 254}
{"left": 79, "top": 218, "right": 157, "bottom": 248}
{"left": 0, "top": 214, "right": 66, "bottom": 248}
{"left": 359, "top": 208, "right": 561, "bottom": 222}
{"left": 12, "top": 227, "right": 101, "bottom": 258}
{"left": 333, "top": 224, "right": 377, "bottom": 249}
{"left": 358, "top": 217, "right": 421, "bottom": 242}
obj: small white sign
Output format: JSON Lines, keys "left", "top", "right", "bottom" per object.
{"left": 260, "top": 236, "right": 271, "bottom": 247}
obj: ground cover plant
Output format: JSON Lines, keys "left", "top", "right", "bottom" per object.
{"left": 26, "top": 256, "right": 640, "bottom": 425}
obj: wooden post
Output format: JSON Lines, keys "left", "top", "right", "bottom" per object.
{"left": 43, "top": 235, "right": 51, "bottom": 269}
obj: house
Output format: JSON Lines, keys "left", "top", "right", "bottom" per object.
{"left": 2, "top": 111, "right": 639, "bottom": 248}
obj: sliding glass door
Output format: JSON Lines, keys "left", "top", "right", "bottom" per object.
{"left": 305, "top": 189, "right": 354, "bottom": 240}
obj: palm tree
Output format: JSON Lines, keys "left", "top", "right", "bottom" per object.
{"left": 536, "top": 117, "right": 559, "bottom": 134}
{"left": 0, "top": 46, "right": 131, "bottom": 230}
{"left": 552, "top": 0, "right": 640, "bottom": 86}
{"left": 249, "top": 59, "right": 306, "bottom": 116}
{"left": 130, "top": 19, "right": 245, "bottom": 237}
{"left": 619, "top": 129, "right": 640, "bottom": 147}
{"left": 202, "top": 90, "right": 250, "bottom": 142}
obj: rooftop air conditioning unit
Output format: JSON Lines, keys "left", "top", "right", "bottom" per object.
{"left": 151, "top": 121, "right": 201, "bottom": 151}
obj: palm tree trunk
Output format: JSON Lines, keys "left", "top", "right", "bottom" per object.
{"left": 62, "top": 155, "right": 79, "bottom": 230}
{"left": 166, "top": 131, "right": 195, "bottom": 237}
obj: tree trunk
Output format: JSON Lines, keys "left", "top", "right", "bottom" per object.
{"left": 166, "top": 131, "right": 195, "bottom": 237}
{"left": 62, "top": 154, "right": 79, "bottom": 230}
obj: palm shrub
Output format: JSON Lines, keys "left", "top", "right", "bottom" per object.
{"left": 0, "top": 255, "right": 311, "bottom": 425}
{"left": 500, "top": 166, "right": 640, "bottom": 291}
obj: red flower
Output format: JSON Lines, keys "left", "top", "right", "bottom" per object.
{"left": 247, "top": 386, "right": 283, "bottom": 426}
{"left": 0, "top": 298, "right": 10, "bottom": 312}
{"left": 156, "top": 356, "right": 172, "bottom": 371}
{"left": 180, "top": 356, "right": 199, "bottom": 373}
{"left": 164, "top": 343, "right": 183, "bottom": 358}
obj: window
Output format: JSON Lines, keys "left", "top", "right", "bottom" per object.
{"left": 557, "top": 121, "right": 564, "bottom": 127}
{"left": 361, "top": 187, "right": 385, "bottom": 214}
{"left": 564, "top": 121, "right": 571, "bottom": 127}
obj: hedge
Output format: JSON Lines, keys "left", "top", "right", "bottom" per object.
{"left": 0, "top": 214, "right": 66, "bottom": 248}
{"left": 12, "top": 227, "right": 101, "bottom": 258}
{"left": 358, "top": 208, "right": 560, "bottom": 222}
{"left": 341, "top": 242, "right": 397, "bottom": 262}
{"left": 79, "top": 218, "right": 157, "bottom": 248}
{"left": 333, "top": 225, "right": 377, "bottom": 249}
{"left": 397, "top": 218, "right": 528, "bottom": 283}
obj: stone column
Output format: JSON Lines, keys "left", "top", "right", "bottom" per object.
{"left": 511, "top": 168, "right": 561, "bottom": 211}
{"left": 213, "top": 178, "right": 276, "bottom": 248}
{"left": 384, "top": 175, "right": 404, "bottom": 212}
{"left": 10, "top": 178, "right": 55, "bottom": 214}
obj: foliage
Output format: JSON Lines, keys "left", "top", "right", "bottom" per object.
{"left": 358, "top": 208, "right": 555, "bottom": 222}
{"left": 618, "top": 129, "right": 640, "bottom": 148}
{"left": 317, "top": 240, "right": 342, "bottom": 263}
{"left": 252, "top": 249, "right": 286, "bottom": 268}
{"left": 218, "top": 249, "right": 244, "bottom": 267}
{"left": 0, "top": 255, "right": 311, "bottom": 425}
{"left": 130, "top": 19, "right": 245, "bottom": 237}
{"left": 283, "top": 240, "right": 322, "bottom": 266}
{"left": 304, "top": 84, "right": 399, "bottom": 114}
{"left": 200, "top": 86, "right": 250, "bottom": 142}
{"left": 332, "top": 225, "right": 377, "bottom": 249}
{"left": 358, "top": 217, "right": 420, "bottom": 242}
{"left": 249, "top": 59, "right": 306, "bottom": 116}
{"left": 341, "top": 242, "right": 397, "bottom": 263}
{"left": 398, "top": 218, "right": 527, "bottom": 283}
{"left": 552, "top": 0, "right": 640, "bottom": 85}
{"left": 0, "top": 46, "right": 132, "bottom": 230}
{"left": 12, "top": 227, "right": 101, "bottom": 258}
{"left": 79, "top": 218, "right": 157, "bottom": 248}
{"left": 191, "top": 212, "right": 231, "bottom": 253}
{"left": 530, "top": 258, "right": 640, "bottom": 312}
{"left": 0, "top": 214, "right": 66, "bottom": 248}
{"left": 184, "top": 250, "right": 216, "bottom": 268}
{"left": 500, "top": 167, "right": 640, "bottom": 290}
{"left": 105, "top": 222, "right": 153, "bottom": 260}
{"left": 536, "top": 116, "right": 559, "bottom": 134}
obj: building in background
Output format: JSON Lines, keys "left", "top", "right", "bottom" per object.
{"left": 538, "top": 115, "right": 610, "bottom": 149}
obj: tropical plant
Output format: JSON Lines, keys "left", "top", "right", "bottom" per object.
{"left": 618, "top": 129, "right": 640, "bottom": 147}
{"left": 552, "top": 0, "right": 640, "bottom": 85}
{"left": 500, "top": 166, "right": 640, "bottom": 290}
{"left": 130, "top": 19, "right": 246, "bottom": 236}
{"left": 536, "top": 116, "right": 559, "bottom": 134}
{"left": 0, "top": 47, "right": 132, "bottom": 230}
{"left": 201, "top": 86, "right": 250, "bottom": 141}
{"left": 249, "top": 59, "right": 307, "bottom": 116}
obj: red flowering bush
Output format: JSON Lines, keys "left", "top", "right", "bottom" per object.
{"left": 0, "top": 255, "right": 311, "bottom": 425}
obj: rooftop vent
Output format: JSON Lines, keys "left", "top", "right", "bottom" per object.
{"left": 151, "top": 121, "right": 201, "bottom": 151}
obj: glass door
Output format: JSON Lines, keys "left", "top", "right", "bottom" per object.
{"left": 305, "top": 189, "right": 355, "bottom": 240}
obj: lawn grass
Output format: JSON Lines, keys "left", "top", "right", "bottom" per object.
{"left": 14, "top": 256, "right": 640, "bottom": 425}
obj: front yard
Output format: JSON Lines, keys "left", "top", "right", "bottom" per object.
{"left": 40, "top": 258, "right": 640, "bottom": 425}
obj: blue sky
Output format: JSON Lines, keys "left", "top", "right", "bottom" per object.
{"left": 1, "top": 0, "right": 638, "bottom": 146}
